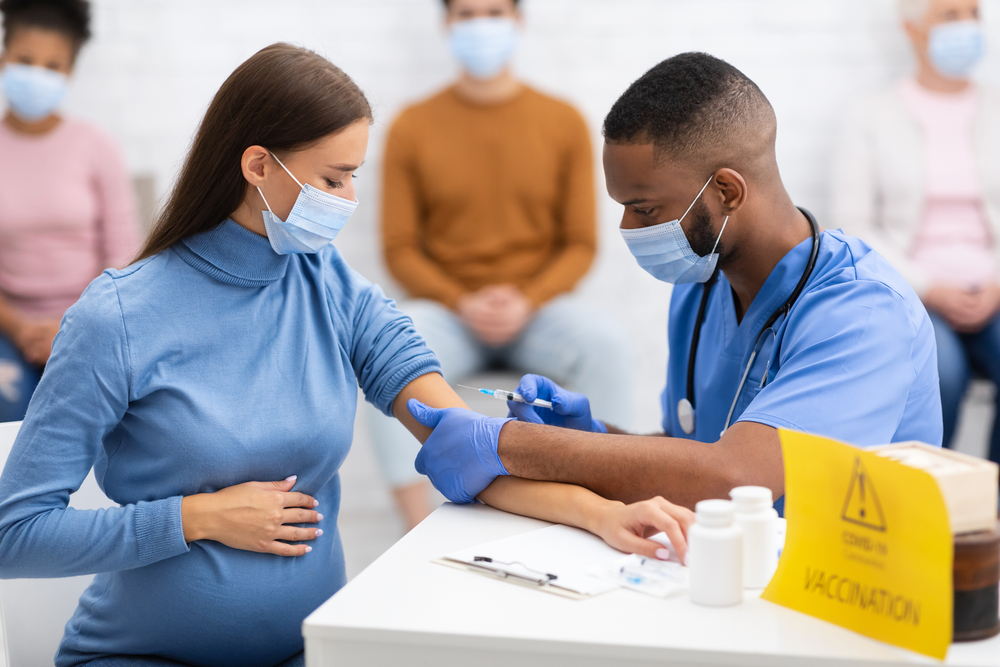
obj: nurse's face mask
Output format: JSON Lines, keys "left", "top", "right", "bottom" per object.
{"left": 257, "top": 151, "right": 358, "bottom": 255}
{"left": 620, "top": 175, "right": 730, "bottom": 285}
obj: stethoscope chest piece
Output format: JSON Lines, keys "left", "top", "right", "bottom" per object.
{"left": 677, "top": 398, "right": 695, "bottom": 435}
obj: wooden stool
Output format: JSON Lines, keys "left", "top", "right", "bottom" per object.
{"left": 954, "top": 521, "right": 1000, "bottom": 641}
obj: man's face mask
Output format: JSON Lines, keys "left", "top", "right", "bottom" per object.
{"left": 619, "top": 175, "right": 729, "bottom": 284}
{"left": 448, "top": 17, "right": 519, "bottom": 80}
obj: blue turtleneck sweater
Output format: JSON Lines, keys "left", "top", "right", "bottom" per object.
{"left": 0, "top": 220, "right": 440, "bottom": 666}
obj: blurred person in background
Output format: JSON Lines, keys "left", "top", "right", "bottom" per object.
{"left": 832, "top": 0, "right": 1000, "bottom": 463}
{"left": 369, "top": 0, "right": 633, "bottom": 528}
{"left": 0, "top": 0, "right": 137, "bottom": 421}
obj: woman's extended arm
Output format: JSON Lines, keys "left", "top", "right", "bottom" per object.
{"left": 394, "top": 373, "right": 695, "bottom": 561}
{"left": 478, "top": 478, "right": 694, "bottom": 563}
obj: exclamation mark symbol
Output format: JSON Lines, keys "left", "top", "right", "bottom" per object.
{"left": 858, "top": 473, "right": 866, "bottom": 519}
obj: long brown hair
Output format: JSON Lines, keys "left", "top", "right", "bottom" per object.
{"left": 136, "top": 43, "right": 372, "bottom": 262}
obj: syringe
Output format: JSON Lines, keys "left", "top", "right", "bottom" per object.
{"left": 456, "top": 384, "right": 553, "bottom": 409}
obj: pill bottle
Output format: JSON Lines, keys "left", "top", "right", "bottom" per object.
{"left": 688, "top": 499, "right": 743, "bottom": 606}
{"left": 729, "top": 486, "right": 779, "bottom": 589}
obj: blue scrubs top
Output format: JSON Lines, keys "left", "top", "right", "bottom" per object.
{"left": 662, "top": 230, "right": 943, "bottom": 449}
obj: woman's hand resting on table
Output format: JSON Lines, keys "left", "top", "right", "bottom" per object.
{"left": 589, "top": 496, "right": 696, "bottom": 565}
{"left": 181, "top": 475, "right": 322, "bottom": 556}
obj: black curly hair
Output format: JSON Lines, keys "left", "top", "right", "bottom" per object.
{"left": 603, "top": 52, "right": 776, "bottom": 170}
{"left": 0, "top": 0, "right": 91, "bottom": 55}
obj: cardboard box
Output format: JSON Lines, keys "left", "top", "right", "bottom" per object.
{"left": 872, "top": 442, "right": 998, "bottom": 535}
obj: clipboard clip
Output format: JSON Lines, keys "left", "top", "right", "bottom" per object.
{"left": 470, "top": 556, "right": 558, "bottom": 586}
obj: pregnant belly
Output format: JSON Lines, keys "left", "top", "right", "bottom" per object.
{"left": 58, "top": 532, "right": 346, "bottom": 667}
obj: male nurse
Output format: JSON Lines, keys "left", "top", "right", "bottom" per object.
{"left": 407, "top": 52, "right": 944, "bottom": 511}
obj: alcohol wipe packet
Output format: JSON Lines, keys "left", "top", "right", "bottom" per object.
{"left": 602, "top": 554, "right": 688, "bottom": 598}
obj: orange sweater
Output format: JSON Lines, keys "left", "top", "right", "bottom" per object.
{"left": 382, "top": 85, "right": 596, "bottom": 309}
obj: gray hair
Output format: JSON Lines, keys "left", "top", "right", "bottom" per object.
{"left": 898, "top": 0, "right": 932, "bottom": 21}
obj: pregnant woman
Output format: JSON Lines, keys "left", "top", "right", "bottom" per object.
{"left": 0, "top": 43, "right": 693, "bottom": 667}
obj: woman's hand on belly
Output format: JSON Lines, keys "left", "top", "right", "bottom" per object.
{"left": 181, "top": 476, "right": 322, "bottom": 556}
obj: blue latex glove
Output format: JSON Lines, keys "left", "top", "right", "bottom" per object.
{"left": 506, "top": 374, "right": 607, "bottom": 433}
{"left": 409, "top": 399, "right": 513, "bottom": 504}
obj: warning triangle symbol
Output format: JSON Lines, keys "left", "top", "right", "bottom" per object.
{"left": 840, "top": 457, "right": 887, "bottom": 532}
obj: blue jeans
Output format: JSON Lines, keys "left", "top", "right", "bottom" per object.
{"left": 0, "top": 330, "right": 41, "bottom": 422}
{"left": 931, "top": 311, "right": 1000, "bottom": 464}
{"left": 367, "top": 296, "right": 635, "bottom": 486}
{"left": 81, "top": 652, "right": 304, "bottom": 667}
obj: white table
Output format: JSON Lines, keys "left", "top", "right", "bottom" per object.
{"left": 304, "top": 503, "right": 1000, "bottom": 667}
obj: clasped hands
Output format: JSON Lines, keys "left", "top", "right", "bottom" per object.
{"left": 455, "top": 284, "right": 533, "bottom": 347}
{"left": 13, "top": 318, "right": 60, "bottom": 366}
{"left": 924, "top": 284, "right": 1000, "bottom": 334}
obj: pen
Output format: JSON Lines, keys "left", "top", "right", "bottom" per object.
{"left": 456, "top": 384, "right": 554, "bottom": 409}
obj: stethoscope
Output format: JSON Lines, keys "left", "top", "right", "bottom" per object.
{"left": 676, "top": 208, "right": 821, "bottom": 437}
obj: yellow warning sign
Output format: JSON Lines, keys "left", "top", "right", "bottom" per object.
{"left": 762, "top": 430, "right": 952, "bottom": 660}
{"left": 841, "top": 458, "right": 887, "bottom": 531}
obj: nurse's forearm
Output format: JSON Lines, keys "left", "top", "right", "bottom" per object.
{"left": 393, "top": 372, "right": 469, "bottom": 444}
{"left": 495, "top": 420, "right": 784, "bottom": 509}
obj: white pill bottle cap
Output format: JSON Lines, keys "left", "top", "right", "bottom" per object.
{"left": 729, "top": 485, "right": 773, "bottom": 512}
{"left": 694, "top": 498, "right": 736, "bottom": 527}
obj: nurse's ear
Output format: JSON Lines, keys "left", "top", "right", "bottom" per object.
{"left": 241, "top": 146, "right": 271, "bottom": 187}
{"left": 711, "top": 168, "right": 748, "bottom": 217}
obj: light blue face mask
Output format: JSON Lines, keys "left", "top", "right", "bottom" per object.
{"left": 448, "top": 17, "right": 519, "bottom": 80}
{"left": 1, "top": 63, "right": 67, "bottom": 122}
{"left": 257, "top": 152, "right": 358, "bottom": 255}
{"left": 928, "top": 19, "right": 984, "bottom": 80}
{"left": 620, "top": 176, "right": 729, "bottom": 285}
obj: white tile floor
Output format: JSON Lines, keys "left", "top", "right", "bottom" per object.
{"left": 1, "top": 380, "right": 993, "bottom": 665}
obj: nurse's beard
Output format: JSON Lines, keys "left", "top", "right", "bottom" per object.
{"left": 687, "top": 200, "right": 725, "bottom": 258}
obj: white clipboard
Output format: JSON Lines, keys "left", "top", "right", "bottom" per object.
{"left": 434, "top": 524, "right": 623, "bottom": 599}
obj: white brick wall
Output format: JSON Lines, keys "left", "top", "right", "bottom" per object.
{"left": 31, "top": 0, "right": 1000, "bottom": 430}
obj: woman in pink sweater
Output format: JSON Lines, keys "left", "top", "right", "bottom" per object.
{"left": 0, "top": 0, "right": 137, "bottom": 420}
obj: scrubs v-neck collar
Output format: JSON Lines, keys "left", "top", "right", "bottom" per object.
{"left": 716, "top": 233, "right": 818, "bottom": 358}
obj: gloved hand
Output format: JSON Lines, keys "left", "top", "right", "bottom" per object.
{"left": 506, "top": 374, "right": 607, "bottom": 433}
{"left": 409, "top": 399, "right": 513, "bottom": 504}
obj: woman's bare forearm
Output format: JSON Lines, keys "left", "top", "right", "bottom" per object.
{"left": 392, "top": 372, "right": 469, "bottom": 444}
{"left": 476, "top": 476, "right": 619, "bottom": 535}
{"left": 477, "top": 476, "right": 698, "bottom": 563}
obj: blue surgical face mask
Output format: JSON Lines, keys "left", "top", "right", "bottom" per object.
{"left": 1, "top": 63, "right": 68, "bottom": 122}
{"left": 448, "top": 17, "right": 519, "bottom": 80}
{"left": 620, "top": 176, "right": 729, "bottom": 285}
{"left": 928, "top": 19, "right": 984, "bottom": 80}
{"left": 257, "top": 152, "right": 358, "bottom": 255}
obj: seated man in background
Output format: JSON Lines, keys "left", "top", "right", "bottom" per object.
{"left": 832, "top": 0, "right": 1000, "bottom": 464}
{"left": 368, "top": 0, "right": 633, "bottom": 528}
